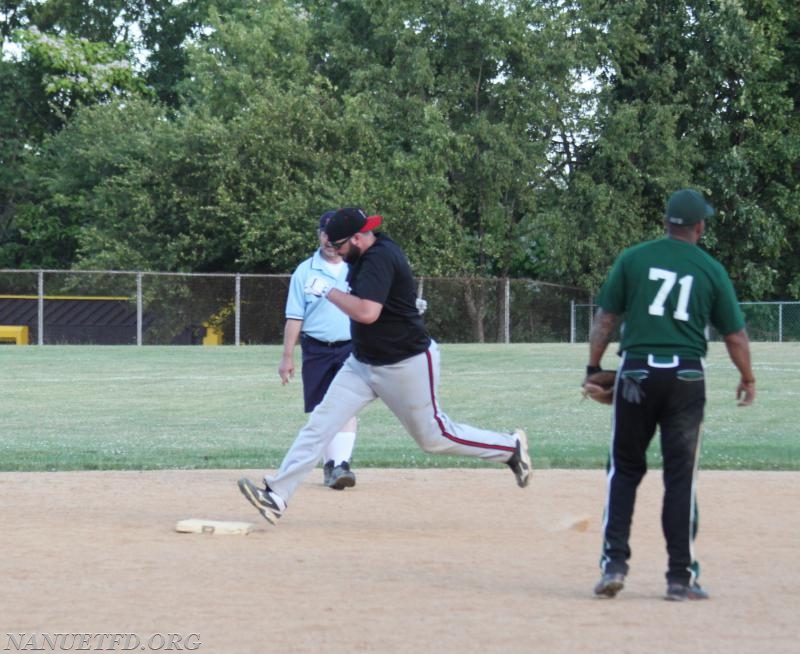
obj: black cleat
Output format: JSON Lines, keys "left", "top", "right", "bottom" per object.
{"left": 237, "top": 478, "right": 285, "bottom": 524}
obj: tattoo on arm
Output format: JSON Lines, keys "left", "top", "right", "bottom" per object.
{"left": 588, "top": 309, "right": 619, "bottom": 367}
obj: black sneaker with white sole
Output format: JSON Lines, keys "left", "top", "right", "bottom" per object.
{"left": 506, "top": 429, "right": 532, "bottom": 488}
{"left": 237, "top": 478, "right": 285, "bottom": 524}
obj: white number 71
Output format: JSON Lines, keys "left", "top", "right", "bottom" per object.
{"left": 648, "top": 268, "right": 693, "bottom": 321}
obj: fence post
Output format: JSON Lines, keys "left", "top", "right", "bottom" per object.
{"left": 570, "top": 300, "right": 575, "bottom": 344}
{"left": 779, "top": 302, "right": 783, "bottom": 343}
{"left": 37, "top": 270, "right": 44, "bottom": 345}
{"left": 504, "top": 278, "right": 510, "bottom": 344}
{"left": 136, "top": 272, "right": 143, "bottom": 346}
{"left": 235, "top": 273, "right": 241, "bottom": 346}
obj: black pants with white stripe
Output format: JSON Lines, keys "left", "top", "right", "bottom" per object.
{"left": 600, "top": 355, "right": 706, "bottom": 585}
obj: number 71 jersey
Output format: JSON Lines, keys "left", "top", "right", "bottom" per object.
{"left": 596, "top": 237, "right": 745, "bottom": 359}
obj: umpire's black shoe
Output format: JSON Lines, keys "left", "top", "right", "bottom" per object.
{"left": 594, "top": 572, "right": 625, "bottom": 598}
{"left": 506, "top": 429, "right": 532, "bottom": 488}
{"left": 323, "top": 460, "right": 335, "bottom": 487}
{"left": 665, "top": 582, "right": 710, "bottom": 601}
{"left": 237, "top": 478, "right": 285, "bottom": 524}
{"left": 328, "top": 461, "right": 356, "bottom": 490}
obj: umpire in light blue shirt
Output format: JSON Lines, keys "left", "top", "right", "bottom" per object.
{"left": 278, "top": 210, "right": 358, "bottom": 490}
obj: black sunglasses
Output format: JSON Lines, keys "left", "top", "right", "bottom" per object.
{"left": 329, "top": 236, "right": 351, "bottom": 250}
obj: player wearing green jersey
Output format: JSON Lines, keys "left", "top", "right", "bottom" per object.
{"left": 588, "top": 188, "right": 756, "bottom": 602}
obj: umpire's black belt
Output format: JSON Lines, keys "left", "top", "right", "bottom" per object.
{"left": 301, "top": 334, "right": 352, "bottom": 348}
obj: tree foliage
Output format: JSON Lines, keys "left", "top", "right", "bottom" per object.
{"left": 1, "top": 1, "right": 798, "bottom": 299}
{"left": 532, "top": 0, "right": 800, "bottom": 297}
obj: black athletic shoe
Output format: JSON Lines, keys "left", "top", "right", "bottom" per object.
{"left": 328, "top": 461, "right": 356, "bottom": 490}
{"left": 594, "top": 572, "right": 626, "bottom": 598}
{"left": 237, "top": 478, "right": 285, "bottom": 524}
{"left": 323, "top": 460, "right": 335, "bottom": 487}
{"left": 506, "top": 429, "right": 532, "bottom": 488}
{"left": 665, "top": 582, "right": 710, "bottom": 601}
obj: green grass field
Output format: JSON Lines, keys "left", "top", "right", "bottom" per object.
{"left": 1, "top": 342, "right": 796, "bottom": 471}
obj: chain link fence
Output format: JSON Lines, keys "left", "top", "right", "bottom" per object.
{"left": 570, "top": 301, "right": 800, "bottom": 343}
{"left": 0, "top": 269, "right": 590, "bottom": 345}
{"left": 6, "top": 269, "right": 793, "bottom": 345}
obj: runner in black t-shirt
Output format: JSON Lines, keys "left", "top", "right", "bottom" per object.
{"left": 239, "top": 208, "right": 532, "bottom": 525}
{"left": 345, "top": 231, "right": 430, "bottom": 365}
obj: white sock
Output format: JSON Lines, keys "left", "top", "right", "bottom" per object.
{"left": 324, "top": 432, "right": 356, "bottom": 465}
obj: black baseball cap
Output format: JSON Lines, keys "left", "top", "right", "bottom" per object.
{"left": 666, "top": 189, "right": 715, "bottom": 225}
{"left": 324, "top": 207, "right": 382, "bottom": 242}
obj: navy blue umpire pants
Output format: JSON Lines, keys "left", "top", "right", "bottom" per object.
{"left": 300, "top": 334, "right": 353, "bottom": 413}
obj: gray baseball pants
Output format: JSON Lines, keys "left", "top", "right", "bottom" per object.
{"left": 266, "top": 340, "right": 518, "bottom": 502}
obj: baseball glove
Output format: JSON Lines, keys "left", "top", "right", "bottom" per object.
{"left": 581, "top": 370, "right": 616, "bottom": 405}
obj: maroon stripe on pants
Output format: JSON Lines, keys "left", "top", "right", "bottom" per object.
{"left": 424, "top": 348, "right": 515, "bottom": 454}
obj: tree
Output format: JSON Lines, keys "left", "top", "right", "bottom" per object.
{"left": 3, "top": 0, "right": 798, "bottom": 300}
{"left": 303, "top": 0, "right": 585, "bottom": 278}
{"left": 0, "top": 0, "right": 168, "bottom": 267}
{"left": 691, "top": 0, "right": 800, "bottom": 299}
{"left": 535, "top": 0, "right": 800, "bottom": 299}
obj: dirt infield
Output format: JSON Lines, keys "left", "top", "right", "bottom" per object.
{"left": 1, "top": 469, "right": 797, "bottom": 653}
